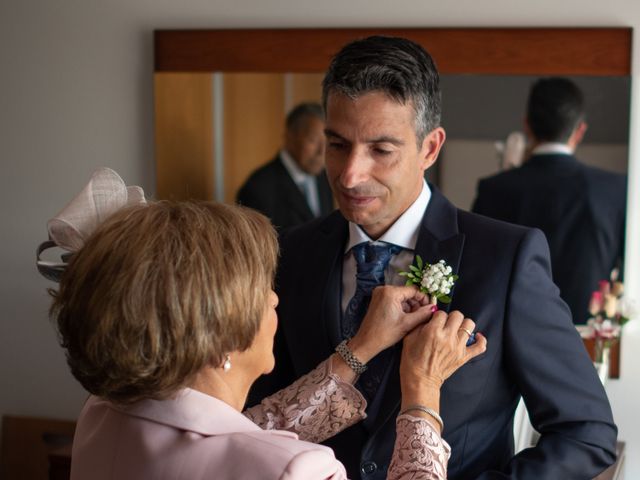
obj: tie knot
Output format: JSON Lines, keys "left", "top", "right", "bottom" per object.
{"left": 352, "top": 242, "right": 401, "bottom": 272}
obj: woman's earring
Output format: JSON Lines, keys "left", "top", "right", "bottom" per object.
{"left": 223, "top": 355, "right": 232, "bottom": 372}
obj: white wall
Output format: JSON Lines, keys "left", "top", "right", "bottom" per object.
{"left": 2, "top": 0, "right": 640, "bottom": 475}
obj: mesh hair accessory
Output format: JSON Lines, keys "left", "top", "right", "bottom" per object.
{"left": 36, "top": 167, "right": 146, "bottom": 282}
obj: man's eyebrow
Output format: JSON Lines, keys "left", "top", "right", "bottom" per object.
{"left": 324, "top": 129, "right": 405, "bottom": 146}
{"left": 368, "top": 136, "right": 405, "bottom": 146}
{"left": 324, "top": 128, "right": 346, "bottom": 140}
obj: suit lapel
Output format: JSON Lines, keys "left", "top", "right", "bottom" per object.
{"left": 369, "top": 185, "right": 465, "bottom": 438}
{"left": 317, "top": 212, "right": 349, "bottom": 348}
{"left": 413, "top": 186, "right": 466, "bottom": 313}
{"left": 285, "top": 211, "right": 347, "bottom": 374}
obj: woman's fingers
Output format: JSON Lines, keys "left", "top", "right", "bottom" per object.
{"left": 442, "top": 310, "right": 465, "bottom": 334}
{"left": 456, "top": 318, "right": 476, "bottom": 345}
{"left": 465, "top": 332, "right": 487, "bottom": 360}
{"left": 402, "top": 304, "right": 436, "bottom": 332}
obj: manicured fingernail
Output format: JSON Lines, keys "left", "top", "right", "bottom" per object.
{"left": 430, "top": 305, "right": 438, "bottom": 313}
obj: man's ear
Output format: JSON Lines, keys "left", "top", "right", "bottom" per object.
{"left": 419, "top": 127, "right": 446, "bottom": 171}
{"left": 569, "top": 121, "right": 588, "bottom": 148}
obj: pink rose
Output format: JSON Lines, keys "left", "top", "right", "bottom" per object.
{"left": 589, "top": 291, "right": 603, "bottom": 316}
{"left": 598, "top": 280, "right": 611, "bottom": 295}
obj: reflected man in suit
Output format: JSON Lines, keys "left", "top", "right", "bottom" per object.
{"left": 237, "top": 102, "right": 334, "bottom": 229}
{"left": 250, "top": 37, "right": 616, "bottom": 479}
{"left": 473, "top": 78, "right": 627, "bottom": 324}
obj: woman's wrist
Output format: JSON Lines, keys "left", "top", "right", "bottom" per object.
{"left": 400, "top": 377, "right": 441, "bottom": 411}
{"left": 345, "top": 334, "right": 376, "bottom": 365}
{"left": 399, "top": 404, "right": 444, "bottom": 433}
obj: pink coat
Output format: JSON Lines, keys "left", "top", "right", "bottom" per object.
{"left": 70, "top": 360, "right": 449, "bottom": 479}
{"left": 71, "top": 390, "right": 346, "bottom": 480}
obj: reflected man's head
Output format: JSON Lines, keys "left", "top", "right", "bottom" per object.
{"left": 320, "top": 36, "right": 446, "bottom": 238}
{"left": 526, "top": 77, "right": 587, "bottom": 146}
{"left": 284, "top": 102, "right": 325, "bottom": 176}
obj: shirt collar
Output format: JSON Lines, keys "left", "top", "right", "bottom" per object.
{"left": 345, "top": 180, "right": 431, "bottom": 253}
{"left": 531, "top": 142, "right": 574, "bottom": 156}
{"left": 280, "top": 149, "right": 312, "bottom": 184}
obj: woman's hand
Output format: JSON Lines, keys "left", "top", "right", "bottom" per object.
{"left": 348, "top": 286, "right": 435, "bottom": 365}
{"left": 398, "top": 310, "right": 487, "bottom": 431}
{"left": 401, "top": 310, "right": 486, "bottom": 390}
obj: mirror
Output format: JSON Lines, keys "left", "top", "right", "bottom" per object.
{"left": 153, "top": 28, "right": 632, "bottom": 377}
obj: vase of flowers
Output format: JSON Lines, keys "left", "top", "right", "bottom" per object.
{"left": 585, "top": 269, "right": 634, "bottom": 370}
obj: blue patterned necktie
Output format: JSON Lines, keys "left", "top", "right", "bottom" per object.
{"left": 343, "top": 242, "right": 402, "bottom": 401}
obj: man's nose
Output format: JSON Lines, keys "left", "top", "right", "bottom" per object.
{"left": 340, "top": 149, "right": 369, "bottom": 188}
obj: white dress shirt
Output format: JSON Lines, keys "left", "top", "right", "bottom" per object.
{"left": 280, "top": 149, "right": 321, "bottom": 216}
{"left": 341, "top": 180, "right": 431, "bottom": 312}
{"left": 531, "top": 142, "right": 574, "bottom": 156}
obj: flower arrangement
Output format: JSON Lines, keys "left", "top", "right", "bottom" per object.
{"left": 399, "top": 257, "right": 458, "bottom": 305}
{"left": 585, "top": 269, "right": 635, "bottom": 364}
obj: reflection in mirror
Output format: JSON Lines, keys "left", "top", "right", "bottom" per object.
{"left": 154, "top": 72, "right": 324, "bottom": 203}
{"left": 438, "top": 75, "right": 630, "bottom": 210}
{"left": 154, "top": 77, "right": 630, "bottom": 377}
{"left": 435, "top": 75, "right": 629, "bottom": 379}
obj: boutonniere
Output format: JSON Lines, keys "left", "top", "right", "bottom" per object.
{"left": 399, "top": 256, "right": 458, "bottom": 304}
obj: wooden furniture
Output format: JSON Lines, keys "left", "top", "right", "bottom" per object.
{"left": 48, "top": 444, "right": 72, "bottom": 480}
{"left": 0, "top": 415, "right": 74, "bottom": 480}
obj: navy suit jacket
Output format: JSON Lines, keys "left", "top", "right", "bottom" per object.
{"left": 472, "top": 154, "right": 627, "bottom": 324}
{"left": 236, "top": 154, "right": 334, "bottom": 230}
{"left": 250, "top": 186, "right": 617, "bottom": 479}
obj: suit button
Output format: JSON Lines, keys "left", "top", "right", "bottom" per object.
{"left": 361, "top": 461, "right": 377, "bottom": 475}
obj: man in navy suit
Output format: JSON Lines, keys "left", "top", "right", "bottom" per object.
{"left": 250, "top": 37, "right": 616, "bottom": 479}
{"left": 236, "top": 102, "right": 334, "bottom": 230}
{"left": 473, "top": 78, "right": 627, "bottom": 324}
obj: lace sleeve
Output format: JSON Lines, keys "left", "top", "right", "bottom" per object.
{"left": 243, "top": 357, "right": 367, "bottom": 443}
{"left": 387, "top": 414, "right": 451, "bottom": 480}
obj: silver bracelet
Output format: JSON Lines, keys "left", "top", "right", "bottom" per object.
{"left": 335, "top": 339, "right": 368, "bottom": 375}
{"left": 399, "top": 404, "right": 444, "bottom": 431}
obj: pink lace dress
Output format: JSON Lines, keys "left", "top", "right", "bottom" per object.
{"left": 244, "top": 358, "right": 450, "bottom": 480}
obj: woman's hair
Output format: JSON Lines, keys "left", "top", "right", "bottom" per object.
{"left": 50, "top": 201, "right": 278, "bottom": 404}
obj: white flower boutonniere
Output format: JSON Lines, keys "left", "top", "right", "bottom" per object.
{"left": 399, "top": 256, "right": 458, "bottom": 304}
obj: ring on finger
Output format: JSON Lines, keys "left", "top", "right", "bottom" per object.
{"left": 458, "top": 327, "right": 473, "bottom": 338}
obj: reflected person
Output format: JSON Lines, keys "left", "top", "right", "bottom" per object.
{"left": 237, "top": 102, "right": 334, "bottom": 229}
{"left": 473, "top": 77, "right": 627, "bottom": 324}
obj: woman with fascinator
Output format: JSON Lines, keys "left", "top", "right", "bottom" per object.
{"left": 40, "top": 169, "right": 486, "bottom": 479}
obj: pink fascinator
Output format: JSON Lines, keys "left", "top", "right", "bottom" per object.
{"left": 36, "top": 167, "right": 146, "bottom": 281}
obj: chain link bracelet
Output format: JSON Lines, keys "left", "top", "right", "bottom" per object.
{"left": 335, "top": 339, "right": 368, "bottom": 375}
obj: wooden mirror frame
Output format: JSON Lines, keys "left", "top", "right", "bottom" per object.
{"left": 154, "top": 28, "right": 630, "bottom": 75}
{"left": 153, "top": 27, "right": 632, "bottom": 377}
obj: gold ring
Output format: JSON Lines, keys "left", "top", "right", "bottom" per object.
{"left": 458, "top": 327, "right": 473, "bottom": 338}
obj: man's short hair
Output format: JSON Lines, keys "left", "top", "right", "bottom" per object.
{"left": 321, "top": 35, "right": 441, "bottom": 141}
{"left": 526, "top": 77, "right": 585, "bottom": 143}
{"left": 50, "top": 201, "right": 278, "bottom": 404}
{"left": 285, "top": 102, "right": 324, "bottom": 133}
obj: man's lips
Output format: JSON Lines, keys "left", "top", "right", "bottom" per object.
{"left": 340, "top": 191, "right": 378, "bottom": 206}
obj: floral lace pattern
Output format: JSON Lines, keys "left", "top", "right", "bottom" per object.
{"left": 244, "top": 358, "right": 367, "bottom": 443}
{"left": 388, "top": 414, "right": 451, "bottom": 480}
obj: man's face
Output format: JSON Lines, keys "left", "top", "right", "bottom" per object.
{"left": 286, "top": 116, "right": 326, "bottom": 176}
{"left": 324, "top": 91, "right": 445, "bottom": 239}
